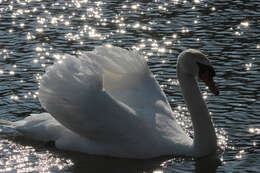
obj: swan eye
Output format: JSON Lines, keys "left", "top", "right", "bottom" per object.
{"left": 197, "top": 62, "right": 215, "bottom": 79}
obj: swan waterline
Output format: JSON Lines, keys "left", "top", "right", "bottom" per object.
{"left": 1, "top": 46, "right": 219, "bottom": 159}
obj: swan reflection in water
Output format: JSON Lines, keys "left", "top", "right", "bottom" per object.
{"left": 64, "top": 150, "right": 221, "bottom": 173}
{"left": 7, "top": 134, "right": 222, "bottom": 173}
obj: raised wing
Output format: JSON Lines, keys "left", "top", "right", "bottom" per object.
{"left": 39, "top": 46, "right": 175, "bottom": 143}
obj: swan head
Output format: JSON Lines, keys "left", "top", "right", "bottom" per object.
{"left": 177, "top": 49, "right": 219, "bottom": 95}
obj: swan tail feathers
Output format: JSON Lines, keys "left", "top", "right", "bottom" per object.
{"left": 6, "top": 113, "right": 67, "bottom": 142}
{"left": 0, "top": 119, "right": 16, "bottom": 128}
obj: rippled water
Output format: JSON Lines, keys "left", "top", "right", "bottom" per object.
{"left": 0, "top": 0, "right": 259, "bottom": 172}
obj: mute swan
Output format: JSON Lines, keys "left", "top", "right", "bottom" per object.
{"left": 1, "top": 46, "right": 219, "bottom": 159}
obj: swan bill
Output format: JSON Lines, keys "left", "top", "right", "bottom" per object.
{"left": 204, "top": 77, "right": 219, "bottom": 96}
{"left": 200, "top": 70, "right": 219, "bottom": 96}
{"left": 197, "top": 62, "right": 219, "bottom": 96}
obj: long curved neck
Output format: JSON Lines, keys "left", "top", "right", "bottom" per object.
{"left": 177, "top": 71, "right": 217, "bottom": 157}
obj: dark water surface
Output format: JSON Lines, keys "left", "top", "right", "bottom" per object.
{"left": 0, "top": 0, "right": 259, "bottom": 172}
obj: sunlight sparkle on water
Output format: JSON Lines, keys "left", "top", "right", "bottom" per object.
{"left": 181, "top": 28, "right": 189, "bottom": 33}
{"left": 26, "top": 32, "right": 36, "bottom": 40}
{"left": 11, "top": 95, "right": 19, "bottom": 100}
{"left": 235, "top": 150, "right": 245, "bottom": 159}
{"left": 202, "top": 92, "right": 208, "bottom": 99}
{"left": 249, "top": 127, "right": 260, "bottom": 134}
{"left": 51, "top": 17, "right": 58, "bottom": 24}
{"left": 64, "top": 21, "right": 70, "bottom": 26}
{"left": 9, "top": 71, "right": 15, "bottom": 76}
{"left": 35, "top": 47, "right": 43, "bottom": 52}
{"left": 1, "top": 0, "right": 259, "bottom": 171}
{"left": 36, "top": 28, "right": 44, "bottom": 33}
{"left": 164, "top": 40, "right": 172, "bottom": 46}
{"left": 0, "top": 139, "right": 73, "bottom": 172}
{"left": 153, "top": 170, "right": 163, "bottom": 173}
{"left": 240, "top": 21, "right": 249, "bottom": 27}
{"left": 158, "top": 5, "right": 167, "bottom": 11}
{"left": 158, "top": 47, "right": 166, "bottom": 53}
{"left": 133, "top": 23, "right": 140, "bottom": 29}
{"left": 33, "top": 59, "right": 39, "bottom": 63}
{"left": 172, "top": 34, "right": 177, "bottom": 39}
{"left": 234, "top": 31, "right": 241, "bottom": 36}
{"left": 131, "top": 4, "right": 140, "bottom": 10}
{"left": 245, "top": 63, "right": 252, "bottom": 71}
{"left": 171, "top": 0, "right": 179, "bottom": 4}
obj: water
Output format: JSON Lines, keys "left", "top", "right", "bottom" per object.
{"left": 0, "top": 0, "right": 259, "bottom": 172}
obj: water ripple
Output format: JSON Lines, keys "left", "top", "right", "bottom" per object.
{"left": 0, "top": 0, "right": 259, "bottom": 172}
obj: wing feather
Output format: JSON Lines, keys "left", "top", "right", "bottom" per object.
{"left": 39, "top": 46, "right": 174, "bottom": 143}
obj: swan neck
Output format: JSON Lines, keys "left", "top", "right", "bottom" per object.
{"left": 177, "top": 72, "right": 217, "bottom": 156}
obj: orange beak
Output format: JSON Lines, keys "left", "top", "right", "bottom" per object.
{"left": 200, "top": 71, "right": 219, "bottom": 96}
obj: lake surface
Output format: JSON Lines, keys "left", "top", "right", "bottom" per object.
{"left": 0, "top": 0, "right": 259, "bottom": 172}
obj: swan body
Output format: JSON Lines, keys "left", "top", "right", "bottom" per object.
{"left": 2, "top": 46, "right": 218, "bottom": 158}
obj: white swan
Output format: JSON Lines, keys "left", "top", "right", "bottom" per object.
{"left": 1, "top": 46, "right": 219, "bottom": 159}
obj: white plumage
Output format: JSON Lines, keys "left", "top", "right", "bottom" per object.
{"left": 1, "top": 46, "right": 218, "bottom": 158}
